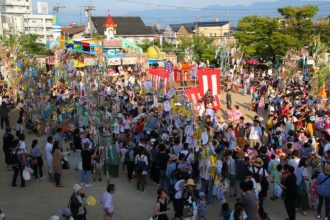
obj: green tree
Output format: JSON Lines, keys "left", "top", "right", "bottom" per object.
{"left": 177, "top": 35, "right": 216, "bottom": 63}
{"left": 278, "top": 5, "right": 319, "bottom": 50}
{"left": 17, "top": 34, "right": 52, "bottom": 56}
{"left": 235, "top": 16, "right": 295, "bottom": 61}
{"left": 317, "top": 16, "right": 330, "bottom": 50}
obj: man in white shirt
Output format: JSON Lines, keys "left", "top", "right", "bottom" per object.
{"left": 45, "top": 136, "right": 54, "bottom": 181}
{"left": 248, "top": 120, "right": 262, "bottom": 148}
{"left": 102, "top": 184, "right": 115, "bottom": 220}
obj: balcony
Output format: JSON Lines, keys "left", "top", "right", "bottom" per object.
{"left": 2, "top": 0, "right": 31, "bottom": 7}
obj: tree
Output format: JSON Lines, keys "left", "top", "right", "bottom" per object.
{"left": 17, "top": 34, "right": 52, "bottom": 56}
{"left": 235, "top": 16, "right": 295, "bottom": 61}
{"left": 278, "top": 5, "right": 319, "bottom": 50}
{"left": 177, "top": 35, "right": 217, "bottom": 63}
{"left": 317, "top": 16, "right": 330, "bottom": 50}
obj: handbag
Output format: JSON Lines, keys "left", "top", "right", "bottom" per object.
{"left": 182, "top": 204, "right": 194, "bottom": 218}
{"left": 23, "top": 168, "right": 31, "bottom": 181}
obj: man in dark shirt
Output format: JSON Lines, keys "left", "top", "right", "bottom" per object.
{"left": 3, "top": 127, "right": 14, "bottom": 170}
{"left": 158, "top": 144, "right": 169, "bottom": 190}
{"left": 81, "top": 143, "right": 93, "bottom": 186}
{"left": 283, "top": 165, "right": 297, "bottom": 220}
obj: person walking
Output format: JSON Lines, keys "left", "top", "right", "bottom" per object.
{"left": 52, "top": 141, "right": 64, "bottom": 187}
{"left": 226, "top": 89, "right": 232, "bottom": 109}
{"left": 282, "top": 166, "right": 297, "bottom": 220}
{"left": 153, "top": 189, "right": 170, "bottom": 220}
{"left": 102, "top": 183, "right": 115, "bottom": 220}
{"left": 30, "top": 139, "right": 44, "bottom": 180}
{"left": 317, "top": 164, "right": 330, "bottom": 220}
{"left": 69, "top": 184, "right": 87, "bottom": 220}
{"left": 81, "top": 143, "right": 93, "bottom": 186}
{"left": 11, "top": 134, "right": 27, "bottom": 187}
{"left": 0, "top": 101, "right": 10, "bottom": 129}
{"left": 45, "top": 136, "right": 54, "bottom": 182}
{"left": 135, "top": 147, "right": 148, "bottom": 193}
{"left": 295, "top": 159, "right": 310, "bottom": 216}
{"left": 73, "top": 128, "right": 82, "bottom": 170}
{"left": 3, "top": 127, "right": 14, "bottom": 170}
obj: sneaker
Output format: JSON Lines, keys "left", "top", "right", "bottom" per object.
{"left": 316, "top": 215, "right": 321, "bottom": 219}
{"left": 40, "top": 176, "right": 45, "bottom": 180}
{"left": 324, "top": 217, "right": 328, "bottom": 220}
{"left": 85, "top": 184, "right": 92, "bottom": 187}
{"left": 56, "top": 184, "right": 64, "bottom": 188}
{"left": 80, "top": 183, "right": 85, "bottom": 186}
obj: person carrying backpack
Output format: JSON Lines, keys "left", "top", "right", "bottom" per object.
{"left": 250, "top": 157, "right": 269, "bottom": 209}
{"left": 135, "top": 147, "right": 148, "bottom": 193}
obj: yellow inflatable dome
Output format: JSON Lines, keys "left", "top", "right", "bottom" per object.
{"left": 147, "top": 46, "right": 161, "bottom": 59}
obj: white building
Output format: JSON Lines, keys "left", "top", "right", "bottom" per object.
{"left": 0, "top": 0, "right": 56, "bottom": 44}
{"left": 24, "top": 14, "right": 54, "bottom": 44}
{"left": 0, "top": 0, "right": 32, "bottom": 36}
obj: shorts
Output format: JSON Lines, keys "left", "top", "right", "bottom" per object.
{"left": 47, "top": 158, "right": 53, "bottom": 173}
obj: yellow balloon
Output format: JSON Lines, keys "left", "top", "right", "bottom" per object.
{"left": 87, "top": 196, "right": 96, "bottom": 206}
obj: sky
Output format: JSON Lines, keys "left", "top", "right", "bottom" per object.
{"left": 32, "top": 0, "right": 330, "bottom": 25}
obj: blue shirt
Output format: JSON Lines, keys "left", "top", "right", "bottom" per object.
{"left": 317, "top": 173, "right": 330, "bottom": 197}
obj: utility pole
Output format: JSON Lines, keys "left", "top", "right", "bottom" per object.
{"left": 79, "top": 1, "right": 95, "bottom": 38}
{"left": 53, "top": 3, "right": 65, "bottom": 24}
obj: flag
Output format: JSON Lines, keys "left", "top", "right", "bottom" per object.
{"left": 198, "top": 68, "right": 221, "bottom": 110}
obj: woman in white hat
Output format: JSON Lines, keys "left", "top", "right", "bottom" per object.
{"left": 69, "top": 184, "right": 87, "bottom": 220}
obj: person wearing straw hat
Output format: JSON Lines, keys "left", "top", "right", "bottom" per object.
{"left": 69, "top": 184, "right": 87, "bottom": 220}
{"left": 250, "top": 157, "right": 269, "bottom": 208}
{"left": 317, "top": 164, "right": 330, "bottom": 220}
{"left": 182, "top": 179, "right": 198, "bottom": 220}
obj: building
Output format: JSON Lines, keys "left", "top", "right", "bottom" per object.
{"left": 164, "top": 21, "right": 230, "bottom": 46}
{"left": 90, "top": 16, "right": 155, "bottom": 44}
{"left": 0, "top": 0, "right": 32, "bottom": 36}
{"left": 61, "top": 24, "right": 86, "bottom": 39}
{"left": 23, "top": 14, "right": 54, "bottom": 44}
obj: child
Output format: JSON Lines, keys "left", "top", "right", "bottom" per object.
{"left": 197, "top": 192, "right": 207, "bottom": 220}
{"left": 271, "top": 164, "right": 283, "bottom": 200}
{"left": 221, "top": 202, "right": 231, "bottom": 220}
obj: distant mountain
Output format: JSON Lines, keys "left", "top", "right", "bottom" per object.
{"left": 124, "top": 0, "right": 330, "bottom": 27}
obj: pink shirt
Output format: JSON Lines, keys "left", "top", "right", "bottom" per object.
{"left": 227, "top": 109, "right": 234, "bottom": 122}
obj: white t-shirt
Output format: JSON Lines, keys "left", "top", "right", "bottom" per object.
{"left": 18, "top": 141, "right": 26, "bottom": 155}
{"left": 45, "top": 143, "right": 53, "bottom": 160}
{"left": 288, "top": 158, "right": 300, "bottom": 170}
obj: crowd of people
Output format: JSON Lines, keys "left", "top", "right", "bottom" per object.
{"left": 1, "top": 62, "right": 329, "bottom": 220}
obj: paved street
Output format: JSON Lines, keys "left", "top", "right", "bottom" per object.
{"left": 0, "top": 92, "right": 313, "bottom": 220}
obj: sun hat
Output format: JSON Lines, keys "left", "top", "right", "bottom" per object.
{"left": 253, "top": 158, "right": 264, "bottom": 168}
{"left": 324, "top": 164, "right": 330, "bottom": 176}
{"left": 73, "top": 184, "right": 82, "bottom": 193}
{"left": 185, "top": 179, "right": 196, "bottom": 186}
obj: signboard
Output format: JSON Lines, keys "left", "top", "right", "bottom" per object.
{"left": 107, "top": 58, "right": 121, "bottom": 65}
{"left": 103, "top": 39, "right": 122, "bottom": 48}
{"left": 37, "top": 2, "right": 49, "bottom": 15}
{"left": 122, "top": 57, "right": 137, "bottom": 65}
{"left": 84, "top": 58, "right": 97, "bottom": 66}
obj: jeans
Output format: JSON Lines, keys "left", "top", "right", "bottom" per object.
{"left": 12, "top": 164, "right": 25, "bottom": 186}
{"left": 150, "top": 162, "right": 159, "bottom": 184}
{"left": 54, "top": 172, "right": 61, "bottom": 185}
{"left": 81, "top": 170, "right": 91, "bottom": 185}
{"left": 1, "top": 117, "right": 9, "bottom": 129}
{"left": 318, "top": 195, "right": 330, "bottom": 218}
{"left": 159, "top": 170, "right": 168, "bottom": 190}
{"left": 32, "top": 162, "right": 43, "bottom": 179}
{"left": 74, "top": 150, "right": 82, "bottom": 169}
{"left": 127, "top": 161, "right": 134, "bottom": 181}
